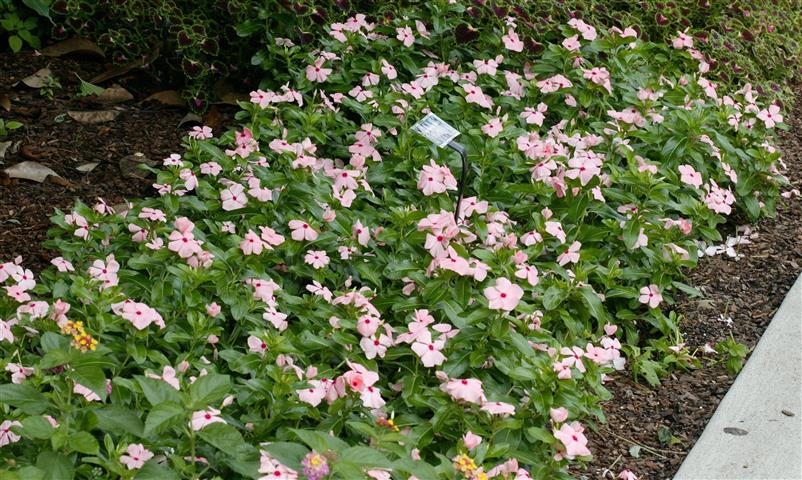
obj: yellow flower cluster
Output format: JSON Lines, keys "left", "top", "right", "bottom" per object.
{"left": 61, "top": 320, "right": 98, "bottom": 352}
{"left": 453, "top": 453, "right": 487, "bottom": 479}
{"left": 375, "top": 417, "right": 400, "bottom": 432}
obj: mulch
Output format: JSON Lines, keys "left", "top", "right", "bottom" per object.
{"left": 2, "top": 49, "right": 802, "bottom": 480}
{"left": 0, "top": 49, "right": 235, "bottom": 272}
{"left": 580, "top": 86, "right": 802, "bottom": 479}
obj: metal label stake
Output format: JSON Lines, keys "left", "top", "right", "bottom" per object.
{"left": 411, "top": 113, "right": 470, "bottom": 221}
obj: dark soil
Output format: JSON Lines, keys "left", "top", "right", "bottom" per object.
{"left": 580, "top": 87, "right": 802, "bottom": 479}
{"left": 0, "top": 49, "right": 235, "bottom": 272}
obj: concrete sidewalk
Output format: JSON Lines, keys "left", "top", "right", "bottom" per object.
{"left": 674, "top": 274, "right": 802, "bottom": 480}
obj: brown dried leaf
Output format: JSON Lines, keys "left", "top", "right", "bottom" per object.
{"left": 41, "top": 38, "right": 105, "bottom": 59}
{"left": 0, "top": 141, "right": 12, "bottom": 160}
{"left": 68, "top": 110, "right": 120, "bottom": 124}
{"left": 4, "top": 161, "right": 61, "bottom": 183}
{"left": 142, "top": 90, "right": 184, "bottom": 107}
{"left": 76, "top": 162, "right": 99, "bottom": 172}
{"left": 95, "top": 85, "right": 134, "bottom": 104}
{"left": 91, "top": 45, "right": 159, "bottom": 84}
{"left": 178, "top": 113, "right": 202, "bottom": 128}
{"left": 119, "top": 153, "right": 156, "bottom": 179}
{"left": 0, "top": 94, "right": 10, "bottom": 112}
{"left": 21, "top": 68, "right": 53, "bottom": 88}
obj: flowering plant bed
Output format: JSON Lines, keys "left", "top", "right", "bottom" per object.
{"left": 0, "top": 2, "right": 791, "bottom": 479}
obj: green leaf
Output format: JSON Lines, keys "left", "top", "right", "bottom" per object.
{"left": 39, "top": 349, "right": 71, "bottom": 369}
{"left": 76, "top": 76, "right": 104, "bottom": 97}
{"left": 69, "top": 431, "right": 99, "bottom": 455}
{"left": 622, "top": 220, "right": 640, "bottom": 250}
{"left": 135, "top": 376, "right": 181, "bottom": 405}
{"left": 261, "top": 442, "right": 308, "bottom": 472}
{"left": 198, "top": 423, "right": 246, "bottom": 454}
{"left": 93, "top": 406, "right": 144, "bottom": 437}
{"left": 331, "top": 447, "right": 391, "bottom": 476}
{"left": 8, "top": 35, "right": 22, "bottom": 53}
{"left": 36, "top": 452, "right": 73, "bottom": 480}
{"left": 577, "top": 286, "right": 608, "bottom": 323}
{"left": 0, "top": 384, "right": 50, "bottom": 414}
{"left": 21, "top": 0, "right": 51, "bottom": 19}
{"left": 143, "top": 402, "right": 185, "bottom": 436}
{"left": 68, "top": 366, "right": 107, "bottom": 401}
{"left": 542, "top": 285, "right": 567, "bottom": 311}
{"left": 135, "top": 462, "right": 179, "bottom": 480}
{"left": 291, "top": 429, "right": 349, "bottom": 453}
{"left": 21, "top": 416, "right": 56, "bottom": 439}
{"left": 189, "top": 373, "right": 231, "bottom": 408}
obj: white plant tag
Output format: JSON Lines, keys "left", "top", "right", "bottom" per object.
{"left": 411, "top": 113, "right": 460, "bottom": 148}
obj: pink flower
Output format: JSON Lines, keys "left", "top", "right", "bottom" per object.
{"left": 638, "top": 284, "right": 663, "bottom": 308}
{"left": 521, "top": 103, "right": 548, "bottom": 126}
{"left": 417, "top": 160, "right": 457, "bottom": 196}
{"left": 74, "top": 382, "right": 102, "bottom": 402}
{"left": 757, "top": 104, "right": 783, "bottom": 128}
{"left": 553, "top": 422, "right": 591, "bottom": 459}
{"left": 550, "top": 407, "right": 569, "bottom": 423}
{"left": 445, "top": 378, "right": 486, "bottom": 404}
{"left": 561, "top": 346, "right": 586, "bottom": 373}
{"left": 481, "top": 117, "right": 504, "bottom": 138}
{"left": 146, "top": 366, "right": 180, "bottom": 390}
{"left": 359, "top": 385, "right": 385, "bottom": 409}
{"left": 352, "top": 220, "right": 370, "bottom": 246}
{"left": 463, "top": 84, "right": 493, "bottom": 109}
{"left": 565, "top": 152, "right": 603, "bottom": 186}
{"left": 359, "top": 334, "right": 392, "bottom": 359}
{"left": 259, "top": 451, "right": 298, "bottom": 479}
{"left": 568, "top": 18, "right": 597, "bottom": 41}
{"left": 5, "top": 363, "right": 33, "bottom": 384}
{"left": 0, "top": 420, "right": 22, "bottom": 447}
{"left": 241, "top": 230, "right": 266, "bottom": 255}
{"left": 411, "top": 333, "right": 447, "bottom": 367}
{"left": 484, "top": 277, "right": 524, "bottom": 312}
{"left": 502, "top": 28, "right": 524, "bottom": 52}
{"left": 289, "top": 220, "right": 318, "bottom": 241}
{"left": 704, "top": 181, "right": 736, "bottom": 215}
{"left": 557, "top": 241, "right": 582, "bottom": 266}
{"left": 304, "top": 250, "right": 330, "bottom": 269}
{"left": 380, "top": 59, "right": 397, "bottom": 79}
{"left": 515, "top": 264, "right": 540, "bottom": 286}
{"left": 190, "top": 408, "right": 226, "bottom": 430}
{"left": 678, "top": 164, "right": 703, "bottom": 188}
{"left": 463, "top": 431, "right": 482, "bottom": 450}
{"left": 51, "top": 257, "right": 75, "bottom": 272}
{"left": 248, "top": 335, "right": 268, "bottom": 355}
{"left": 200, "top": 161, "right": 222, "bottom": 176}
{"left": 481, "top": 401, "right": 516, "bottom": 415}
{"left": 189, "top": 125, "right": 213, "bottom": 140}
{"left": 544, "top": 221, "right": 566, "bottom": 243}
{"left": 120, "top": 443, "right": 154, "bottom": 470}
{"left": 0, "top": 319, "right": 15, "bottom": 343}
{"left": 672, "top": 31, "right": 694, "bottom": 49}
{"left": 619, "top": 469, "right": 639, "bottom": 480}
{"left": 118, "top": 301, "right": 164, "bottom": 330}
{"left": 298, "top": 380, "right": 327, "bottom": 407}
{"left": 206, "top": 303, "right": 221, "bottom": 317}
{"left": 396, "top": 26, "right": 415, "bottom": 47}
{"left": 342, "top": 362, "right": 379, "bottom": 392}
{"left": 306, "top": 58, "right": 332, "bottom": 83}
{"left": 220, "top": 183, "right": 248, "bottom": 211}
{"left": 562, "top": 35, "right": 581, "bottom": 51}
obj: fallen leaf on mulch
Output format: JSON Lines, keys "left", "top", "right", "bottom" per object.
{"left": 203, "top": 105, "right": 221, "bottom": 131}
{"left": 178, "top": 113, "right": 202, "bottom": 127}
{"left": 76, "top": 162, "right": 99, "bottom": 172}
{"left": 119, "top": 152, "right": 157, "bottom": 179}
{"left": 21, "top": 68, "right": 53, "bottom": 88}
{"left": 95, "top": 85, "right": 134, "bottom": 104}
{"left": 0, "top": 141, "right": 13, "bottom": 160}
{"left": 41, "top": 38, "right": 105, "bottom": 59}
{"left": 91, "top": 46, "right": 159, "bottom": 84}
{"left": 0, "top": 94, "right": 10, "bottom": 111}
{"left": 4, "top": 161, "right": 61, "bottom": 183}
{"left": 142, "top": 90, "right": 184, "bottom": 107}
{"left": 20, "top": 145, "right": 45, "bottom": 161}
{"left": 68, "top": 110, "right": 120, "bottom": 124}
